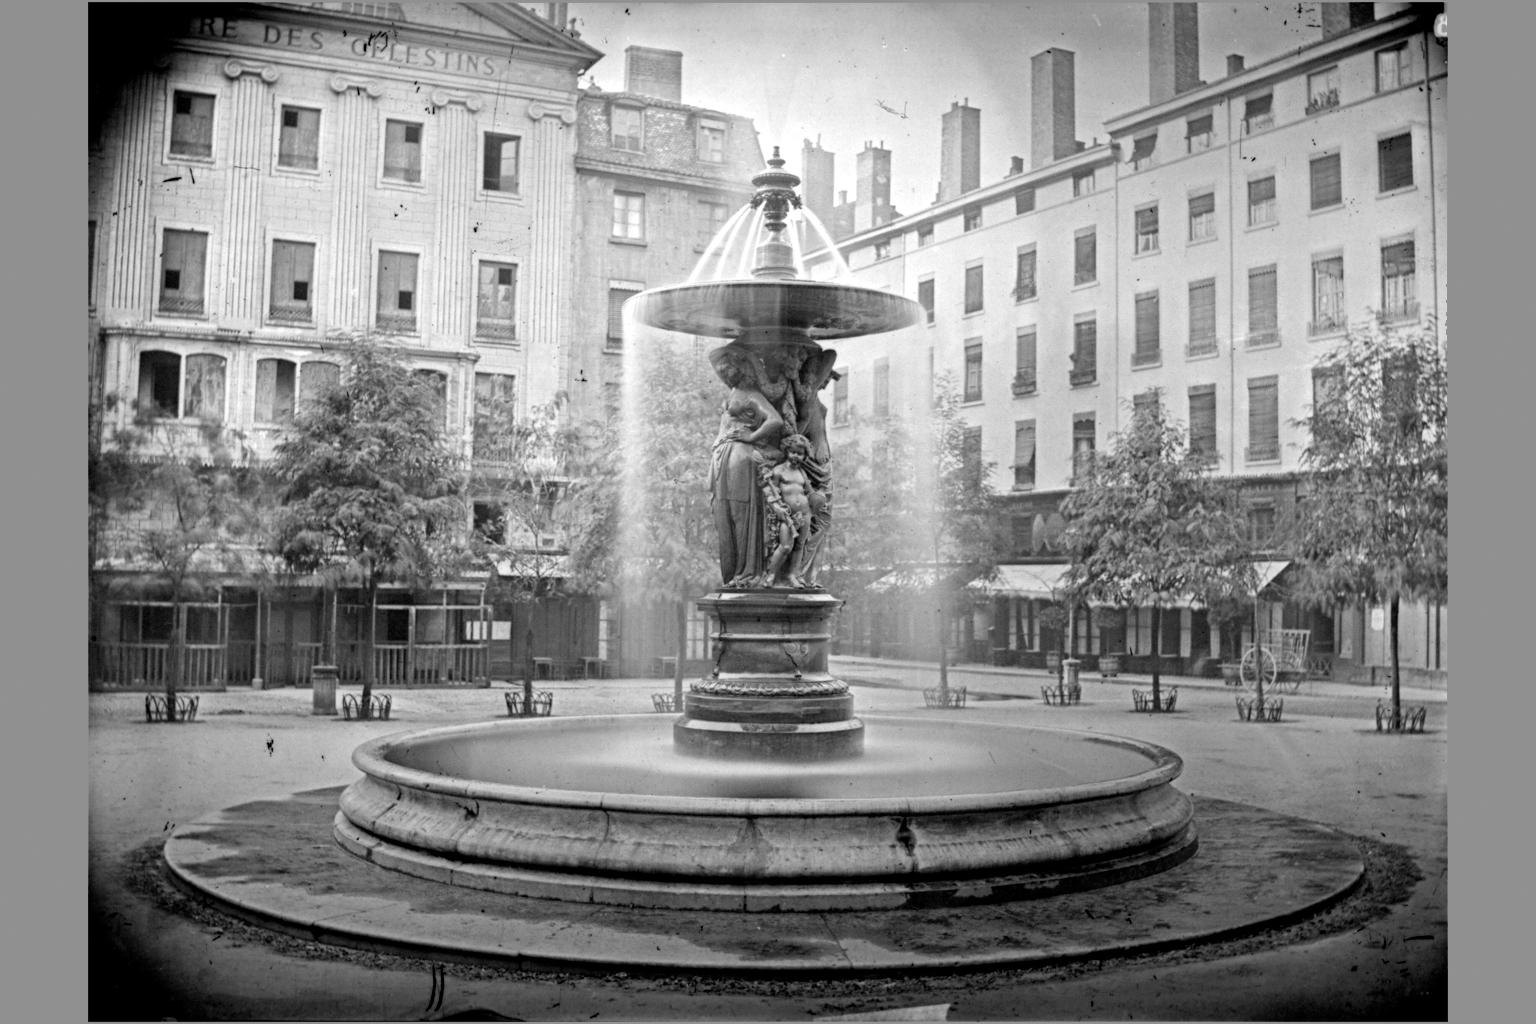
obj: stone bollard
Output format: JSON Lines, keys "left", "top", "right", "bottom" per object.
{"left": 311, "top": 664, "right": 338, "bottom": 716}
{"left": 1063, "top": 658, "right": 1081, "bottom": 690}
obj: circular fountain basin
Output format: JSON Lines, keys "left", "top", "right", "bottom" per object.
{"left": 335, "top": 716, "right": 1196, "bottom": 911}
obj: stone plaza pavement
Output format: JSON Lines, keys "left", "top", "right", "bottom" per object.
{"left": 89, "top": 658, "right": 1447, "bottom": 1020}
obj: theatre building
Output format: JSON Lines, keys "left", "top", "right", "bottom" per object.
{"left": 88, "top": 3, "right": 602, "bottom": 690}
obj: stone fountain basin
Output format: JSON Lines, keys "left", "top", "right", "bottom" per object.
{"left": 337, "top": 716, "right": 1194, "bottom": 898}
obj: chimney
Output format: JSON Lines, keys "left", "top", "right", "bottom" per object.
{"left": 937, "top": 100, "right": 981, "bottom": 203}
{"left": 1321, "top": 3, "right": 1376, "bottom": 39}
{"left": 1226, "top": 53, "right": 1245, "bottom": 76}
{"left": 545, "top": 3, "right": 568, "bottom": 30}
{"left": 624, "top": 45, "right": 682, "bottom": 102}
{"left": 1009, "top": 155, "right": 1024, "bottom": 176}
{"left": 800, "top": 138, "right": 836, "bottom": 230}
{"left": 1031, "top": 49, "right": 1077, "bottom": 168}
{"left": 1148, "top": 3, "right": 1200, "bottom": 104}
{"left": 855, "top": 141, "right": 893, "bottom": 233}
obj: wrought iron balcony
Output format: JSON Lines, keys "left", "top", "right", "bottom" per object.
{"left": 1131, "top": 348, "right": 1161, "bottom": 367}
{"left": 1377, "top": 300, "right": 1421, "bottom": 326}
{"left": 1186, "top": 337, "right": 1219, "bottom": 358}
{"left": 1245, "top": 443, "right": 1280, "bottom": 463}
{"left": 268, "top": 304, "right": 312, "bottom": 324}
{"left": 1305, "top": 89, "right": 1340, "bottom": 115}
{"left": 158, "top": 296, "right": 205, "bottom": 316}
{"left": 1069, "top": 367, "right": 1097, "bottom": 387}
{"left": 1011, "top": 371, "right": 1036, "bottom": 396}
{"left": 1245, "top": 329, "right": 1280, "bottom": 349}
{"left": 476, "top": 319, "right": 516, "bottom": 341}
{"left": 376, "top": 313, "right": 418, "bottom": 335}
{"left": 1307, "top": 314, "right": 1346, "bottom": 338}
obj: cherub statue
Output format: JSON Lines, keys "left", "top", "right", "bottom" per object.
{"left": 758, "top": 433, "right": 828, "bottom": 588}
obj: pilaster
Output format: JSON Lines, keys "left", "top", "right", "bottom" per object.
{"left": 522, "top": 100, "right": 578, "bottom": 413}
{"left": 326, "top": 74, "right": 385, "bottom": 330}
{"left": 220, "top": 60, "right": 280, "bottom": 327}
{"left": 428, "top": 89, "right": 483, "bottom": 343}
{"left": 106, "top": 72, "right": 158, "bottom": 317}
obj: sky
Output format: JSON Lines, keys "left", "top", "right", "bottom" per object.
{"left": 562, "top": 3, "right": 1386, "bottom": 216}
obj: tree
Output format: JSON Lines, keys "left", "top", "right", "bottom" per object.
{"left": 1061, "top": 398, "right": 1254, "bottom": 711}
{"left": 1292, "top": 318, "right": 1447, "bottom": 730}
{"left": 269, "top": 336, "right": 466, "bottom": 718}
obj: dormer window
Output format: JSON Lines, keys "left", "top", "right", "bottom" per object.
{"left": 1130, "top": 134, "right": 1156, "bottom": 172}
{"left": 611, "top": 106, "right": 643, "bottom": 152}
{"left": 696, "top": 118, "right": 726, "bottom": 163}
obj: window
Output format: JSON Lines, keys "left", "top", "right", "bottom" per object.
{"left": 414, "top": 369, "right": 448, "bottom": 428}
{"left": 88, "top": 221, "right": 96, "bottom": 304}
{"left": 1072, "top": 414, "right": 1095, "bottom": 483}
{"left": 1311, "top": 365, "right": 1344, "bottom": 447}
{"left": 607, "top": 284, "right": 641, "bottom": 348}
{"left": 1310, "top": 153, "right": 1342, "bottom": 210}
{"left": 159, "top": 229, "right": 207, "bottom": 315}
{"left": 833, "top": 369, "right": 849, "bottom": 425}
{"left": 1380, "top": 240, "right": 1418, "bottom": 322}
{"left": 963, "top": 338, "right": 983, "bottom": 402}
{"left": 1246, "top": 376, "right": 1279, "bottom": 461}
{"left": 611, "top": 105, "right": 643, "bottom": 151}
{"left": 964, "top": 264, "right": 984, "bottom": 314}
{"left": 917, "top": 278, "right": 935, "bottom": 324}
{"left": 137, "top": 351, "right": 181, "bottom": 418}
{"left": 1188, "top": 385, "right": 1217, "bottom": 462}
{"left": 1186, "top": 113, "right": 1213, "bottom": 152}
{"left": 696, "top": 119, "right": 726, "bottom": 162}
{"left": 1376, "top": 42, "right": 1423, "bottom": 92}
{"left": 1307, "top": 67, "right": 1340, "bottom": 113}
{"left": 1247, "top": 176, "right": 1276, "bottom": 226}
{"left": 1243, "top": 93, "right": 1273, "bottom": 134}
{"left": 1188, "top": 278, "right": 1217, "bottom": 354}
{"left": 182, "top": 354, "right": 226, "bottom": 422}
{"left": 376, "top": 250, "right": 418, "bottom": 332}
{"left": 1013, "top": 420, "right": 1036, "bottom": 489}
{"left": 300, "top": 361, "right": 339, "bottom": 407}
{"left": 1015, "top": 188, "right": 1035, "bottom": 215}
{"left": 1074, "top": 230, "right": 1096, "bottom": 285}
{"left": 873, "top": 358, "right": 890, "bottom": 417}
{"left": 1378, "top": 133, "right": 1413, "bottom": 192}
{"left": 1189, "top": 192, "right": 1215, "bottom": 241}
{"left": 1248, "top": 265, "right": 1278, "bottom": 345}
{"left": 1073, "top": 169, "right": 1095, "bottom": 197}
{"left": 476, "top": 262, "right": 518, "bottom": 340}
{"left": 269, "top": 240, "right": 315, "bottom": 322}
{"left": 1133, "top": 291, "right": 1160, "bottom": 365}
{"left": 1311, "top": 256, "right": 1345, "bottom": 335}
{"left": 1071, "top": 317, "right": 1097, "bottom": 385}
{"left": 483, "top": 133, "right": 520, "bottom": 192}
{"left": 1014, "top": 246, "right": 1036, "bottom": 302}
{"left": 474, "top": 372, "right": 516, "bottom": 456}
{"left": 1013, "top": 328, "right": 1037, "bottom": 394}
{"left": 874, "top": 240, "right": 891, "bottom": 260}
{"left": 1135, "top": 205, "right": 1159, "bottom": 254}
{"left": 278, "top": 106, "right": 320, "bottom": 170}
{"left": 1133, "top": 390, "right": 1160, "bottom": 423}
{"left": 255, "top": 358, "right": 297, "bottom": 424}
{"left": 963, "top": 206, "right": 982, "bottom": 232}
{"left": 697, "top": 201, "right": 728, "bottom": 249}
{"left": 474, "top": 502, "right": 507, "bottom": 544}
{"left": 383, "top": 120, "right": 422, "bottom": 183}
{"left": 169, "top": 90, "right": 214, "bottom": 158}
{"left": 1130, "top": 134, "right": 1156, "bottom": 172}
{"left": 962, "top": 427, "right": 983, "bottom": 490}
{"left": 612, "top": 191, "right": 645, "bottom": 240}
{"left": 1248, "top": 505, "right": 1276, "bottom": 545}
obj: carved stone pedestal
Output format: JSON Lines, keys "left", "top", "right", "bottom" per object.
{"left": 674, "top": 589, "right": 863, "bottom": 761}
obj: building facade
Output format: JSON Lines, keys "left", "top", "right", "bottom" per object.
{"left": 811, "top": 4, "right": 1448, "bottom": 683}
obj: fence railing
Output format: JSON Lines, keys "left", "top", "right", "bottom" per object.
{"left": 225, "top": 642, "right": 325, "bottom": 685}
{"left": 335, "top": 643, "right": 488, "bottom": 686}
{"left": 93, "top": 642, "right": 227, "bottom": 689}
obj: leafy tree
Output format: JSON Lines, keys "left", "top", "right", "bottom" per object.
{"left": 1061, "top": 397, "right": 1254, "bottom": 711}
{"left": 269, "top": 336, "right": 466, "bottom": 717}
{"left": 1292, "top": 319, "right": 1447, "bottom": 729}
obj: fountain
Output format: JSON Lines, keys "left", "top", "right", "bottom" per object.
{"left": 326, "top": 150, "right": 1199, "bottom": 911}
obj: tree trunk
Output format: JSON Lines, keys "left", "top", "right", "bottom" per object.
{"left": 674, "top": 594, "right": 687, "bottom": 709}
{"left": 523, "top": 625, "right": 534, "bottom": 717}
{"left": 1151, "top": 603, "right": 1162, "bottom": 710}
{"left": 166, "top": 595, "right": 183, "bottom": 722}
{"left": 1390, "top": 593, "right": 1402, "bottom": 729}
{"left": 1253, "top": 596, "right": 1265, "bottom": 709}
{"left": 363, "top": 577, "right": 377, "bottom": 718}
{"left": 937, "top": 596, "right": 949, "bottom": 695}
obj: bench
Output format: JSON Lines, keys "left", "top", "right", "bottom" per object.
{"left": 654, "top": 656, "right": 678, "bottom": 679}
{"left": 580, "top": 657, "right": 606, "bottom": 680}
{"left": 531, "top": 657, "right": 555, "bottom": 680}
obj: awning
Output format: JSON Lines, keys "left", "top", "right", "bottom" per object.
{"left": 967, "top": 563, "right": 1071, "bottom": 599}
{"left": 870, "top": 566, "right": 942, "bottom": 593}
{"left": 495, "top": 555, "right": 571, "bottom": 579}
{"left": 1252, "top": 560, "right": 1291, "bottom": 595}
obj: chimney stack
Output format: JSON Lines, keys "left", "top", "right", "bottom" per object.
{"left": 937, "top": 100, "right": 981, "bottom": 203}
{"left": 800, "top": 138, "right": 836, "bottom": 230}
{"left": 1031, "top": 48, "right": 1077, "bottom": 169}
{"left": 1148, "top": 3, "right": 1200, "bottom": 104}
{"left": 1321, "top": 3, "right": 1376, "bottom": 39}
{"left": 1226, "top": 53, "right": 1245, "bottom": 76}
{"left": 545, "top": 3, "right": 568, "bottom": 30}
{"left": 855, "top": 141, "right": 894, "bottom": 233}
{"left": 624, "top": 45, "right": 682, "bottom": 101}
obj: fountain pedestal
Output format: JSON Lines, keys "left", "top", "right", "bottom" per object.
{"left": 674, "top": 588, "right": 863, "bottom": 761}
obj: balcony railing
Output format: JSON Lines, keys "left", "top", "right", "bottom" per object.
{"left": 1378, "top": 300, "right": 1421, "bottom": 325}
{"left": 268, "top": 305, "right": 312, "bottom": 324}
{"left": 1011, "top": 371, "right": 1036, "bottom": 396}
{"left": 1186, "top": 337, "right": 1219, "bottom": 358}
{"left": 476, "top": 319, "right": 516, "bottom": 341}
{"left": 1246, "top": 329, "right": 1280, "bottom": 349}
{"left": 1069, "top": 367, "right": 1097, "bottom": 387}
{"left": 1131, "top": 348, "right": 1161, "bottom": 367}
{"left": 376, "top": 313, "right": 418, "bottom": 335}
{"left": 1012, "top": 285, "right": 1036, "bottom": 303}
{"left": 1245, "top": 443, "right": 1280, "bottom": 463}
{"left": 1305, "top": 89, "right": 1340, "bottom": 115}
{"left": 1307, "top": 314, "right": 1346, "bottom": 338}
{"left": 158, "top": 296, "right": 206, "bottom": 316}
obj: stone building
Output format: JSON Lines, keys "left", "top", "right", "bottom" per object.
{"left": 811, "top": 3, "right": 1448, "bottom": 684}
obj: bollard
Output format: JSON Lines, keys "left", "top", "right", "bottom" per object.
{"left": 1063, "top": 658, "right": 1081, "bottom": 690}
{"left": 311, "top": 664, "right": 338, "bottom": 716}
{"left": 251, "top": 676, "right": 265, "bottom": 691}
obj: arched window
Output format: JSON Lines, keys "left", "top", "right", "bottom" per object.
{"left": 137, "top": 351, "right": 181, "bottom": 419}
{"left": 255, "top": 358, "right": 297, "bottom": 423}
{"left": 183, "top": 355, "right": 226, "bottom": 421}
{"left": 300, "top": 361, "right": 340, "bottom": 407}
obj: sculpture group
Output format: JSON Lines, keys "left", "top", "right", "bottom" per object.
{"left": 709, "top": 341, "right": 838, "bottom": 589}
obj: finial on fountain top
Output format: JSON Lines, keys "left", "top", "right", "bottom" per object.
{"left": 750, "top": 146, "right": 802, "bottom": 281}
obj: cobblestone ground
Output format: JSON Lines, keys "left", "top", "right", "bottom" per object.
{"left": 89, "top": 663, "right": 1447, "bottom": 1020}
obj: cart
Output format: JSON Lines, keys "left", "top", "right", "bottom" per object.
{"left": 1239, "top": 629, "right": 1312, "bottom": 695}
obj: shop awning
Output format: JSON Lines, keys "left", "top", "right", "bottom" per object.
{"left": 967, "top": 563, "right": 1072, "bottom": 599}
{"left": 869, "top": 565, "right": 942, "bottom": 592}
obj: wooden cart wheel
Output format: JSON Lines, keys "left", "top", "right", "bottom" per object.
{"left": 1240, "top": 645, "right": 1277, "bottom": 691}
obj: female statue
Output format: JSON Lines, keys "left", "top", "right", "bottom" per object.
{"left": 708, "top": 345, "right": 784, "bottom": 587}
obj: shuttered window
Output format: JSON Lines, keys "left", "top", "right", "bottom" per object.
{"left": 1381, "top": 240, "right": 1416, "bottom": 319}
{"left": 1133, "top": 390, "right": 1159, "bottom": 422}
{"left": 183, "top": 354, "right": 226, "bottom": 422}
{"left": 477, "top": 262, "right": 518, "bottom": 339}
{"left": 917, "top": 278, "right": 935, "bottom": 323}
{"left": 255, "top": 358, "right": 297, "bottom": 424}
{"left": 1189, "top": 279, "right": 1217, "bottom": 344}
{"left": 1013, "top": 420, "right": 1036, "bottom": 489}
{"left": 377, "top": 251, "right": 418, "bottom": 330}
{"left": 159, "top": 229, "right": 208, "bottom": 315}
{"left": 964, "top": 264, "right": 984, "bottom": 313}
{"left": 169, "top": 91, "right": 214, "bottom": 158}
{"left": 607, "top": 286, "right": 641, "bottom": 344}
{"left": 270, "top": 240, "right": 315, "bottom": 322}
{"left": 1014, "top": 247, "right": 1036, "bottom": 301}
{"left": 1072, "top": 414, "right": 1096, "bottom": 482}
{"left": 383, "top": 120, "right": 423, "bottom": 183}
{"left": 1247, "top": 376, "right": 1279, "bottom": 461}
{"left": 1071, "top": 318, "right": 1097, "bottom": 383}
{"left": 300, "top": 361, "right": 340, "bottom": 407}
{"left": 1248, "top": 176, "right": 1276, "bottom": 225}
{"left": 1186, "top": 113, "right": 1213, "bottom": 148}
{"left": 1378, "top": 133, "right": 1413, "bottom": 192}
{"left": 1312, "top": 256, "right": 1345, "bottom": 333}
{"left": 1074, "top": 231, "right": 1096, "bottom": 285}
{"left": 1134, "top": 292, "right": 1160, "bottom": 362}
{"left": 962, "top": 427, "right": 983, "bottom": 489}
{"left": 1244, "top": 93, "right": 1273, "bottom": 132}
{"left": 138, "top": 351, "right": 181, "bottom": 418}
{"left": 963, "top": 339, "right": 983, "bottom": 402}
{"left": 1248, "top": 265, "right": 1278, "bottom": 339}
{"left": 1014, "top": 188, "right": 1035, "bottom": 214}
{"left": 278, "top": 106, "right": 320, "bottom": 170}
{"left": 1310, "top": 153, "right": 1342, "bottom": 210}
{"left": 1015, "top": 328, "right": 1036, "bottom": 376}
{"left": 1188, "top": 192, "right": 1215, "bottom": 240}
{"left": 873, "top": 358, "right": 890, "bottom": 417}
{"left": 1189, "top": 385, "right": 1217, "bottom": 460}
{"left": 1135, "top": 206, "right": 1159, "bottom": 253}
{"left": 1131, "top": 134, "right": 1156, "bottom": 169}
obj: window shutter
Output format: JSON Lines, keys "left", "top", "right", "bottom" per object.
{"left": 1014, "top": 420, "right": 1035, "bottom": 487}
{"left": 1310, "top": 154, "right": 1342, "bottom": 209}
{"left": 1014, "top": 188, "right": 1035, "bottom": 214}
{"left": 1381, "top": 240, "right": 1415, "bottom": 277}
{"left": 255, "top": 359, "right": 277, "bottom": 422}
{"left": 1015, "top": 328, "right": 1036, "bottom": 374}
{"left": 1136, "top": 207, "right": 1158, "bottom": 235}
{"left": 965, "top": 264, "right": 984, "bottom": 312}
{"left": 1189, "top": 279, "right": 1216, "bottom": 341}
{"left": 1074, "top": 319, "right": 1097, "bottom": 367}
{"left": 1248, "top": 266, "right": 1278, "bottom": 333}
{"left": 1135, "top": 293, "right": 1160, "bottom": 353}
{"left": 183, "top": 354, "right": 225, "bottom": 422}
{"left": 1131, "top": 135, "right": 1156, "bottom": 160}
{"left": 1378, "top": 133, "right": 1413, "bottom": 191}
{"left": 1245, "top": 94, "right": 1272, "bottom": 118}
{"left": 1248, "top": 377, "right": 1279, "bottom": 454}
{"left": 1134, "top": 390, "right": 1158, "bottom": 419}
{"left": 1015, "top": 249, "right": 1036, "bottom": 298}
{"left": 1249, "top": 177, "right": 1275, "bottom": 204}
{"left": 917, "top": 278, "right": 934, "bottom": 318}
{"left": 1189, "top": 385, "right": 1217, "bottom": 454}
{"left": 1189, "top": 193, "right": 1215, "bottom": 218}
{"left": 1186, "top": 114, "right": 1213, "bottom": 137}
{"left": 1074, "top": 232, "right": 1096, "bottom": 282}
{"left": 608, "top": 288, "right": 637, "bottom": 339}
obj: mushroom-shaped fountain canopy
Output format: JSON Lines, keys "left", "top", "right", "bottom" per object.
{"left": 627, "top": 279, "right": 923, "bottom": 342}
